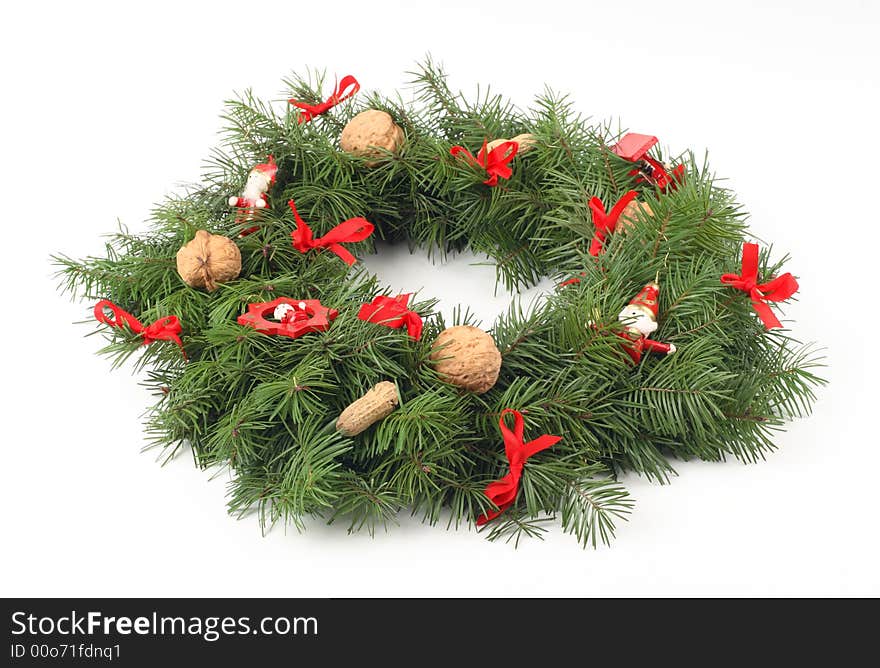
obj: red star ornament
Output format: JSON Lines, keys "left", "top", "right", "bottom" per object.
{"left": 237, "top": 297, "right": 338, "bottom": 339}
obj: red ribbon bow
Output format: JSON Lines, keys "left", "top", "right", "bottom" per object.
{"left": 288, "top": 75, "right": 360, "bottom": 124}
{"left": 450, "top": 140, "right": 518, "bottom": 186}
{"left": 476, "top": 409, "right": 561, "bottom": 526}
{"left": 289, "top": 199, "right": 374, "bottom": 266}
{"left": 93, "top": 300, "right": 186, "bottom": 358}
{"left": 588, "top": 190, "right": 639, "bottom": 256}
{"left": 357, "top": 294, "right": 423, "bottom": 340}
{"left": 720, "top": 242, "right": 799, "bottom": 329}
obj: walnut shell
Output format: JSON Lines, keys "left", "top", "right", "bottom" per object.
{"left": 336, "top": 381, "right": 399, "bottom": 437}
{"left": 618, "top": 200, "right": 654, "bottom": 234}
{"left": 176, "top": 230, "right": 241, "bottom": 292}
{"left": 429, "top": 326, "right": 501, "bottom": 394}
{"left": 339, "top": 110, "right": 404, "bottom": 164}
{"left": 485, "top": 133, "right": 536, "bottom": 154}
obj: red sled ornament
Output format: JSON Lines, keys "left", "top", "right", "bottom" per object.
{"left": 237, "top": 297, "right": 338, "bottom": 339}
{"left": 611, "top": 133, "right": 684, "bottom": 192}
{"left": 616, "top": 281, "right": 676, "bottom": 364}
{"left": 228, "top": 156, "right": 278, "bottom": 237}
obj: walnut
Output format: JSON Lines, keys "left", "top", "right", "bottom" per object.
{"left": 336, "top": 381, "right": 399, "bottom": 437}
{"left": 175, "top": 230, "right": 241, "bottom": 292}
{"left": 618, "top": 200, "right": 654, "bottom": 234}
{"left": 339, "top": 110, "right": 404, "bottom": 165}
{"left": 429, "top": 326, "right": 502, "bottom": 394}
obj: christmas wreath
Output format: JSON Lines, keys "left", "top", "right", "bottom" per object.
{"left": 54, "top": 61, "right": 823, "bottom": 547}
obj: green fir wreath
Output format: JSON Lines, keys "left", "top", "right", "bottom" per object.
{"left": 54, "top": 59, "right": 824, "bottom": 547}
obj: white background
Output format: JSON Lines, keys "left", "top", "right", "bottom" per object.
{"left": 2, "top": 0, "right": 878, "bottom": 597}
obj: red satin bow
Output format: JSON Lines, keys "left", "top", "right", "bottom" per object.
{"left": 289, "top": 199, "right": 374, "bottom": 266}
{"left": 450, "top": 140, "right": 518, "bottom": 186}
{"left": 476, "top": 409, "right": 561, "bottom": 526}
{"left": 720, "top": 242, "right": 799, "bottom": 329}
{"left": 93, "top": 300, "right": 186, "bottom": 358}
{"left": 588, "top": 190, "right": 639, "bottom": 256}
{"left": 357, "top": 294, "right": 423, "bottom": 340}
{"left": 289, "top": 75, "right": 360, "bottom": 124}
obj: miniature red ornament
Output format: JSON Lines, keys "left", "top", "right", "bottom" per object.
{"left": 615, "top": 282, "right": 676, "bottom": 364}
{"left": 450, "top": 140, "right": 518, "bottom": 186}
{"left": 237, "top": 297, "right": 338, "bottom": 339}
{"left": 611, "top": 133, "right": 684, "bottom": 191}
{"left": 476, "top": 409, "right": 561, "bottom": 526}
{"left": 288, "top": 75, "right": 360, "bottom": 124}
{"left": 357, "top": 294, "right": 423, "bottom": 340}
{"left": 721, "top": 242, "right": 799, "bottom": 329}
{"left": 289, "top": 200, "right": 374, "bottom": 266}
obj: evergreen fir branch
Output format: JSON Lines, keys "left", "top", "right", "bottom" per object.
{"left": 484, "top": 515, "right": 554, "bottom": 548}
{"left": 559, "top": 475, "right": 634, "bottom": 548}
{"left": 327, "top": 474, "right": 403, "bottom": 536}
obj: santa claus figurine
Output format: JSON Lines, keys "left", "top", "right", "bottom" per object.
{"left": 228, "top": 155, "right": 277, "bottom": 209}
{"left": 616, "top": 281, "right": 676, "bottom": 364}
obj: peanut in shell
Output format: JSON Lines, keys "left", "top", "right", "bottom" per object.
{"left": 336, "top": 381, "right": 399, "bottom": 437}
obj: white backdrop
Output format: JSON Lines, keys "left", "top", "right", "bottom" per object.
{"left": 2, "top": 0, "right": 878, "bottom": 597}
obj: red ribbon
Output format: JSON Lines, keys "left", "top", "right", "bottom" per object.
{"left": 450, "top": 140, "right": 518, "bottom": 186}
{"left": 289, "top": 75, "right": 360, "bottom": 124}
{"left": 93, "top": 300, "right": 186, "bottom": 358}
{"left": 588, "top": 190, "right": 639, "bottom": 256}
{"left": 559, "top": 275, "right": 584, "bottom": 287}
{"left": 720, "top": 242, "right": 799, "bottom": 329}
{"left": 476, "top": 409, "right": 561, "bottom": 526}
{"left": 357, "top": 294, "right": 423, "bottom": 340}
{"left": 289, "top": 199, "right": 374, "bottom": 266}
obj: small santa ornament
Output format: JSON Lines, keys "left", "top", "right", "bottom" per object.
{"left": 228, "top": 156, "right": 277, "bottom": 209}
{"left": 616, "top": 281, "right": 676, "bottom": 364}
